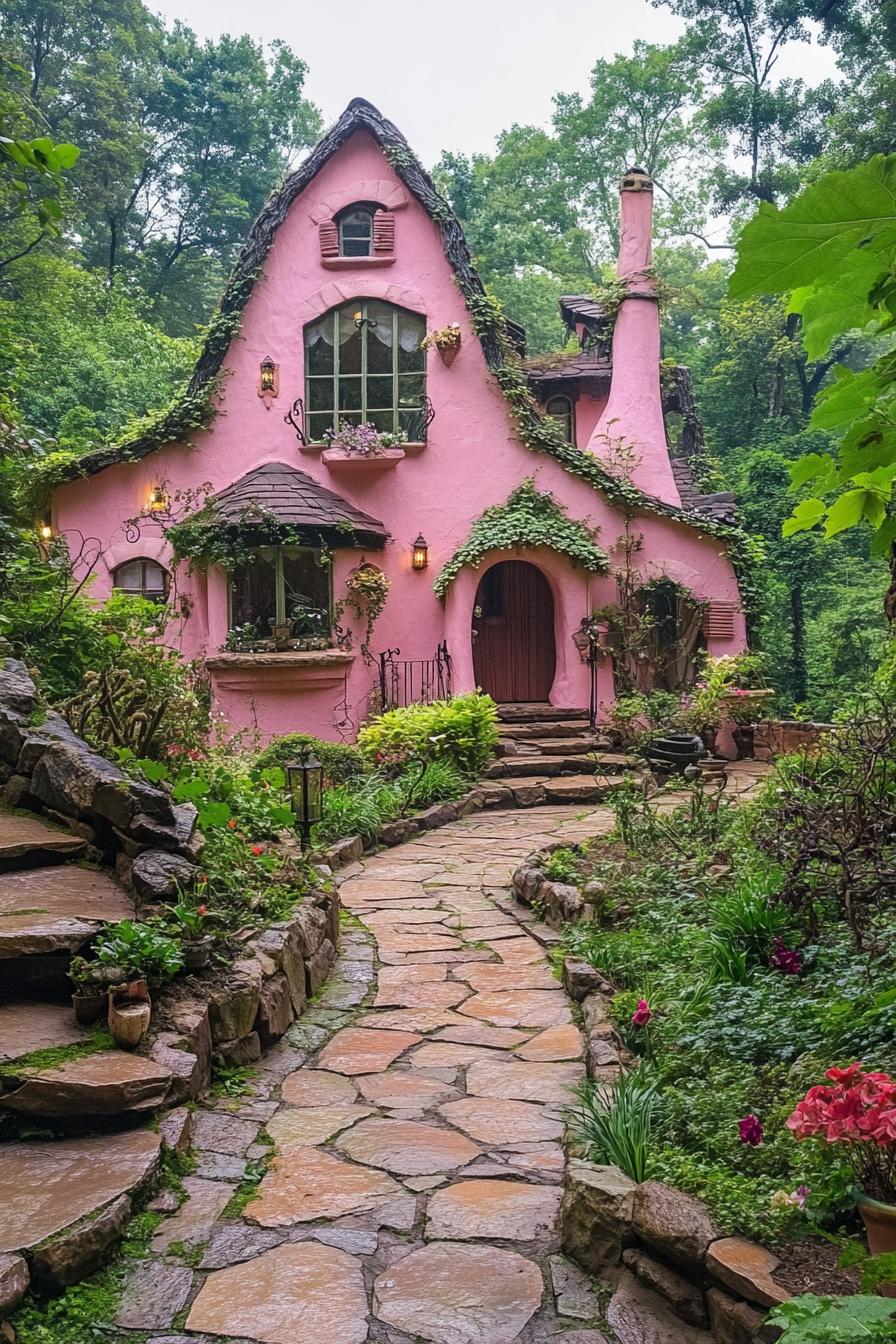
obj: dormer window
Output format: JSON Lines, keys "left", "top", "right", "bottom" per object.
{"left": 545, "top": 394, "right": 575, "bottom": 444}
{"left": 338, "top": 207, "right": 374, "bottom": 257}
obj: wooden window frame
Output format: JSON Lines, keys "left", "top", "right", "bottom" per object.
{"left": 337, "top": 206, "right": 374, "bottom": 257}
{"left": 112, "top": 558, "right": 170, "bottom": 602}
{"left": 545, "top": 394, "right": 575, "bottom": 444}
{"left": 304, "top": 301, "right": 426, "bottom": 442}
{"left": 228, "top": 545, "right": 332, "bottom": 630}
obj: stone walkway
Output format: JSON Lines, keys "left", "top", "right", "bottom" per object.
{"left": 112, "top": 767, "right": 767, "bottom": 1344}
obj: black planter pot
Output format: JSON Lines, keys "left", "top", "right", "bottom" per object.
{"left": 643, "top": 733, "right": 706, "bottom": 774}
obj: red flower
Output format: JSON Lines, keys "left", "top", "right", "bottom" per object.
{"left": 250, "top": 844, "right": 263, "bottom": 856}
{"left": 196, "top": 904, "right": 207, "bottom": 916}
{"left": 631, "top": 999, "right": 652, "bottom": 1027}
{"left": 787, "top": 1064, "right": 896, "bottom": 1149}
{"left": 227, "top": 818, "right": 236, "bottom": 830}
{"left": 739, "top": 1115, "right": 764, "bottom": 1146}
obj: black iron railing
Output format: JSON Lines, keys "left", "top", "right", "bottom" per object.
{"left": 284, "top": 395, "right": 436, "bottom": 447}
{"left": 378, "top": 642, "right": 452, "bottom": 710}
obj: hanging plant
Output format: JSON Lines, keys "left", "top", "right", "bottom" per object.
{"left": 335, "top": 563, "right": 390, "bottom": 659}
{"left": 421, "top": 323, "right": 462, "bottom": 366}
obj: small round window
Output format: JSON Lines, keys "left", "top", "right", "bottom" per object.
{"left": 113, "top": 558, "right": 169, "bottom": 602}
{"left": 338, "top": 207, "right": 374, "bottom": 257}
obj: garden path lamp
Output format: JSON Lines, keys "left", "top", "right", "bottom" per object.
{"left": 286, "top": 749, "right": 324, "bottom": 850}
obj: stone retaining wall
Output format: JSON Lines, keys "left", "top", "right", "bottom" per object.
{"left": 753, "top": 720, "right": 832, "bottom": 761}
{"left": 0, "top": 659, "right": 200, "bottom": 894}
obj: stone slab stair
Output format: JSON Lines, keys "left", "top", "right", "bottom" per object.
{"left": 484, "top": 704, "right": 641, "bottom": 802}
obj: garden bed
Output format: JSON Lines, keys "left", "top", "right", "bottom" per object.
{"left": 510, "top": 733, "right": 896, "bottom": 1319}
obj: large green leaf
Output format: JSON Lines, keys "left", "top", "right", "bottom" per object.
{"left": 730, "top": 155, "right": 896, "bottom": 301}
{"left": 790, "top": 260, "right": 883, "bottom": 360}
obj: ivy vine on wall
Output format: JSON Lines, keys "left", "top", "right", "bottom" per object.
{"left": 433, "top": 479, "right": 609, "bottom": 598}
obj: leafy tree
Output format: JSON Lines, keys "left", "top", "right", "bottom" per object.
{"left": 651, "top": 0, "right": 860, "bottom": 210}
{"left": 730, "top": 154, "right": 896, "bottom": 615}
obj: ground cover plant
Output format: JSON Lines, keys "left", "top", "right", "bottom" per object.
{"left": 565, "top": 716, "right": 896, "bottom": 1248}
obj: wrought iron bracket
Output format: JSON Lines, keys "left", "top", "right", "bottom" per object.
{"left": 284, "top": 397, "right": 307, "bottom": 445}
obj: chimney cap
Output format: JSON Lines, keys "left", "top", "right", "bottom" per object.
{"left": 621, "top": 166, "right": 653, "bottom": 192}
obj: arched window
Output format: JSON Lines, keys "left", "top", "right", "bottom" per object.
{"left": 304, "top": 300, "right": 426, "bottom": 442}
{"left": 337, "top": 206, "right": 374, "bottom": 257}
{"left": 113, "top": 558, "right": 169, "bottom": 602}
{"left": 545, "top": 394, "right": 575, "bottom": 444}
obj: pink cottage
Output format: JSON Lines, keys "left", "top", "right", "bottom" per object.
{"left": 50, "top": 100, "right": 746, "bottom": 743}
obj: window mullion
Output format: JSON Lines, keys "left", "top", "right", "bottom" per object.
{"left": 361, "top": 307, "right": 368, "bottom": 422}
{"left": 332, "top": 311, "right": 339, "bottom": 433}
{"left": 275, "top": 549, "right": 285, "bottom": 624}
{"left": 392, "top": 308, "right": 399, "bottom": 434}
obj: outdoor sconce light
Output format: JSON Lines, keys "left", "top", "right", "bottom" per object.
{"left": 148, "top": 485, "right": 169, "bottom": 516}
{"left": 285, "top": 748, "right": 324, "bottom": 850}
{"left": 258, "top": 356, "right": 279, "bottom": 407}
{"left": 412, "top": 534, "right": 429, "bottom": 571}
{"left": 38, "top": 521, "right": 53, "bottom": 541}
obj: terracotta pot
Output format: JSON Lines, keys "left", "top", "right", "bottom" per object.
{"left": 108, "top": 980, "right": 151, "bottom": 1050}
{"left": 72, "top": 990, "right": 107, "bottom": 1025}
{"left": 857, "top": 1192, "right": 896, "bottom": 1296}
{"left": 437, "top": 343, "right": 459, "bottom": 367}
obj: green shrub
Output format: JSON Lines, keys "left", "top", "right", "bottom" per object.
{"left": 313, "top": 773, "right": 402, "bottom": 845}
{"left": 396, "top": 759, "right": 469, "bottom": 811}
{"left": 544, "top": 847, "right": 581, "bottom": 883}
{"left": 255, "top": 733, "right": 364, "bottom": 786}
{"left": 572, "top": 1068, "right": 656, "bottom": 1182}
{"left": 357, "top": 693, "right": 498, "bottom": 777}
{"left": 94, "top": 920, "right": 184, "bottom": 983}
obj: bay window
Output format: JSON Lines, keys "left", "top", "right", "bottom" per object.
{"left": 230, "top": 546, "right": 331, "bottom": 641}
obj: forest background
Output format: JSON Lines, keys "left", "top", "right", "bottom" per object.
{"left": 1, "top": 0, "right": 894, "bottom": 716}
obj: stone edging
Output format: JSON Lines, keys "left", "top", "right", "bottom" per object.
{"left": 510, "top": 843, "right": 789, "bottom": 1344}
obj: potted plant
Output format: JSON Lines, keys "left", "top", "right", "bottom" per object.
{"left": 95, "top": 920, "right": 184, "bottom": 1048}
{"left": 323, "top": 421, "right": 408, "bottom": 457}
{"left": 421, "top": 322, "right": 462, "bottom": 366}
{"left": 169, "top": 899, "right": 215, "bottom": 970}
{"left": 788, "top": 1062, "right": 896, "bottom": 1291}
{"left": 69, "top": 956, "right": 112, "bottom": 1025}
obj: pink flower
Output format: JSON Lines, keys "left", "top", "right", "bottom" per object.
{"left": 196, "top": 904, "right": 207, "bottom": 916}
{"left": 631, "top": 999, "right": 652, "bottom": 1027}
{"left": 739, "top": 1115, "right": 764, "bottom": 1146}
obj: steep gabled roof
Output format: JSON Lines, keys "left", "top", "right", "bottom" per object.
{"left": 45, "top": 98, "right": 742, "bottom": 554}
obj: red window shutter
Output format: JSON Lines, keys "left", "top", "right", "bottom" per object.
{"left": 703, "top": 601, "right": 737, "bottom": 641}
{"left": 372, "top": 210, "right": 395, "bottom": 253}
{"left": 319, "top": 219, "right": 339, "bottom": 257}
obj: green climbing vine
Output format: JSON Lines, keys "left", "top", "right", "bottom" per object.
{"left": 433, "top": 479, "right": 609, "bottom": 598}
{"left": 166, "top": 504, "right": 348, "bottom": 573}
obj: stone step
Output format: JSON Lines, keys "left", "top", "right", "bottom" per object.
{"left": 489, "top": 757, "right": 597, "bottom": 779}
{"left": 497, "top": 721, "right": 607, "bottom": 741}
{"left": 0, "top": 1129, "right": 161, "bottom": 1290}
{"left": 0, "top": 1050, "right": 173, "bottom": 1117}
{"left": 497, "top": 736, "right": 603, "bottom": 758}
{"left": 0, "top": 864, "right": 134, "bottom": 963}
{"left": 496, "top": 704, "right": 590, "bottom": 724}
{"left": 487, "top": 774, "right": 630, "bottom": 807}
{"left": 0, "top": 999, "right": 92, "bottom": 1064}
{"left": 0, "top": 810, "right": 86, "bottom": 872}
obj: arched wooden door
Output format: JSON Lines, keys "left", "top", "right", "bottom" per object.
{"left": 472, "top": 561, "right": 556, "bottom": 703}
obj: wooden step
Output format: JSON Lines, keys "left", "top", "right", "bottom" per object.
{"left": 496, "top": 704, "right": 590, "bottom": 724}
{"left": 0, "top": 810, "right": 85, "bottom": 873}
{"left": 0, "top": 864, "right": 134, "bottom": 961}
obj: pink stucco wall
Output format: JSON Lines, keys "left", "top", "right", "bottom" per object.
{"left": 52, "top": 128, "right": 745, "bottom": 743}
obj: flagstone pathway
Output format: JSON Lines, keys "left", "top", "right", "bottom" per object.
{"left": 114, "top": 767, "right": 766, "bottom": 1344}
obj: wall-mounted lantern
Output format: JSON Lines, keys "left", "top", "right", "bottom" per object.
{"left": 148, "top": 485, "right": 170, "bottom": 516}
{"left": 258, "top": 356, "right": 279, "bottom": 408}
{"left": 37, "top": 521, "right": 53, "bottom": 542}
{"left": 285, "top": 749, "right": 324, "bottom": 850}
{"left": 412, "top": 534, "right": 429, "bottom": 571}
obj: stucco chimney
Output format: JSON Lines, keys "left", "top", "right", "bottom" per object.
{"left": 586, "top": 167, "right": 681, "bottom": 507}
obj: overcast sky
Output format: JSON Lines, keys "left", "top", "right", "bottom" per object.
{"left": 150, "top": 0, "right": 840, "bottom": 166}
